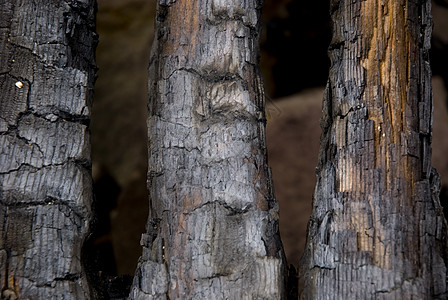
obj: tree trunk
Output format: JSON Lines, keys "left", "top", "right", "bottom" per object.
{"left": 0, "top": 0, "right": 96, "bottom": 299}
{"left": 129, "top": 1, "right": 286, "bottom": 299}
{"left": 299, "top": 0, "right": 448, "bottom": 298}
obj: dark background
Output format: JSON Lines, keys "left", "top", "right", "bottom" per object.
{"left": 90, "top": 0, "right": 448, "bottom": 277}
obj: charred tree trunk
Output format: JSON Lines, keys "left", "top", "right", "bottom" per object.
{"left": 129, "top": 0, "right": 286, "bottom": 299}
{"left": 0, "top": 0, "right": 96, "bottom": 299}
{"left": 299, "top": 0, "right": 448, "bottom": 298}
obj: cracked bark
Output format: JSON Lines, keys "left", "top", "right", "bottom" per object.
{"left": 128, "top": 0, "right": 286, "bottom": 299}
{"left": 0, "top": 0, "right": 96, "bottom": 299}
{"left": 299, "top": 0, "right": 448, "bottom": 299}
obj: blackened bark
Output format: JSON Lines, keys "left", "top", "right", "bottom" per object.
{"left": 128, "top": 0, "right": 286, "bottom": 299}
{"left": 0, "top": 0, "right": 97, "bottom": 298}
{"left": 299, "top": 0, "right": 448, "bottom": 298}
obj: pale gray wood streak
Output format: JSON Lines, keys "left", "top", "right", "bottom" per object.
{"left": 299, "top": 0, "right": 448, "bottom": 299}
{"left": 0, "top": 0, "right": 96, "bottom": 299}
{"left": 129, "top": 0, "right": 286, "bottom": 299}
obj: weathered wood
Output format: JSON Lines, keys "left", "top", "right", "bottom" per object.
{"left": 129, "top": 0, "right": 286, "bottom": 299}
{"left": 299, "top": 0, "right": 448, "bottom": 298}
{"left": 0, "top": 0, "right": 96, "bottom": 298}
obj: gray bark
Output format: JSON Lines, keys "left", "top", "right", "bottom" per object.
{"left": 299, "top": 0, "right": 448, "bottom": 299}
{"left": 129, "top": 0, "right": 286, "bottom": 299}
{"left": 0, "top": 0, "right": 96, "bottom": 299}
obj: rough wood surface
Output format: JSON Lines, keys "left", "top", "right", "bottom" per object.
{"left": 299, "top": 0, "right": 448, "bottom": 298}
{"left": 0, "top": 0, "right": 96, "bottom": 298}
{"left": 128, "top": 0, "right": 286, "bottom": 299}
